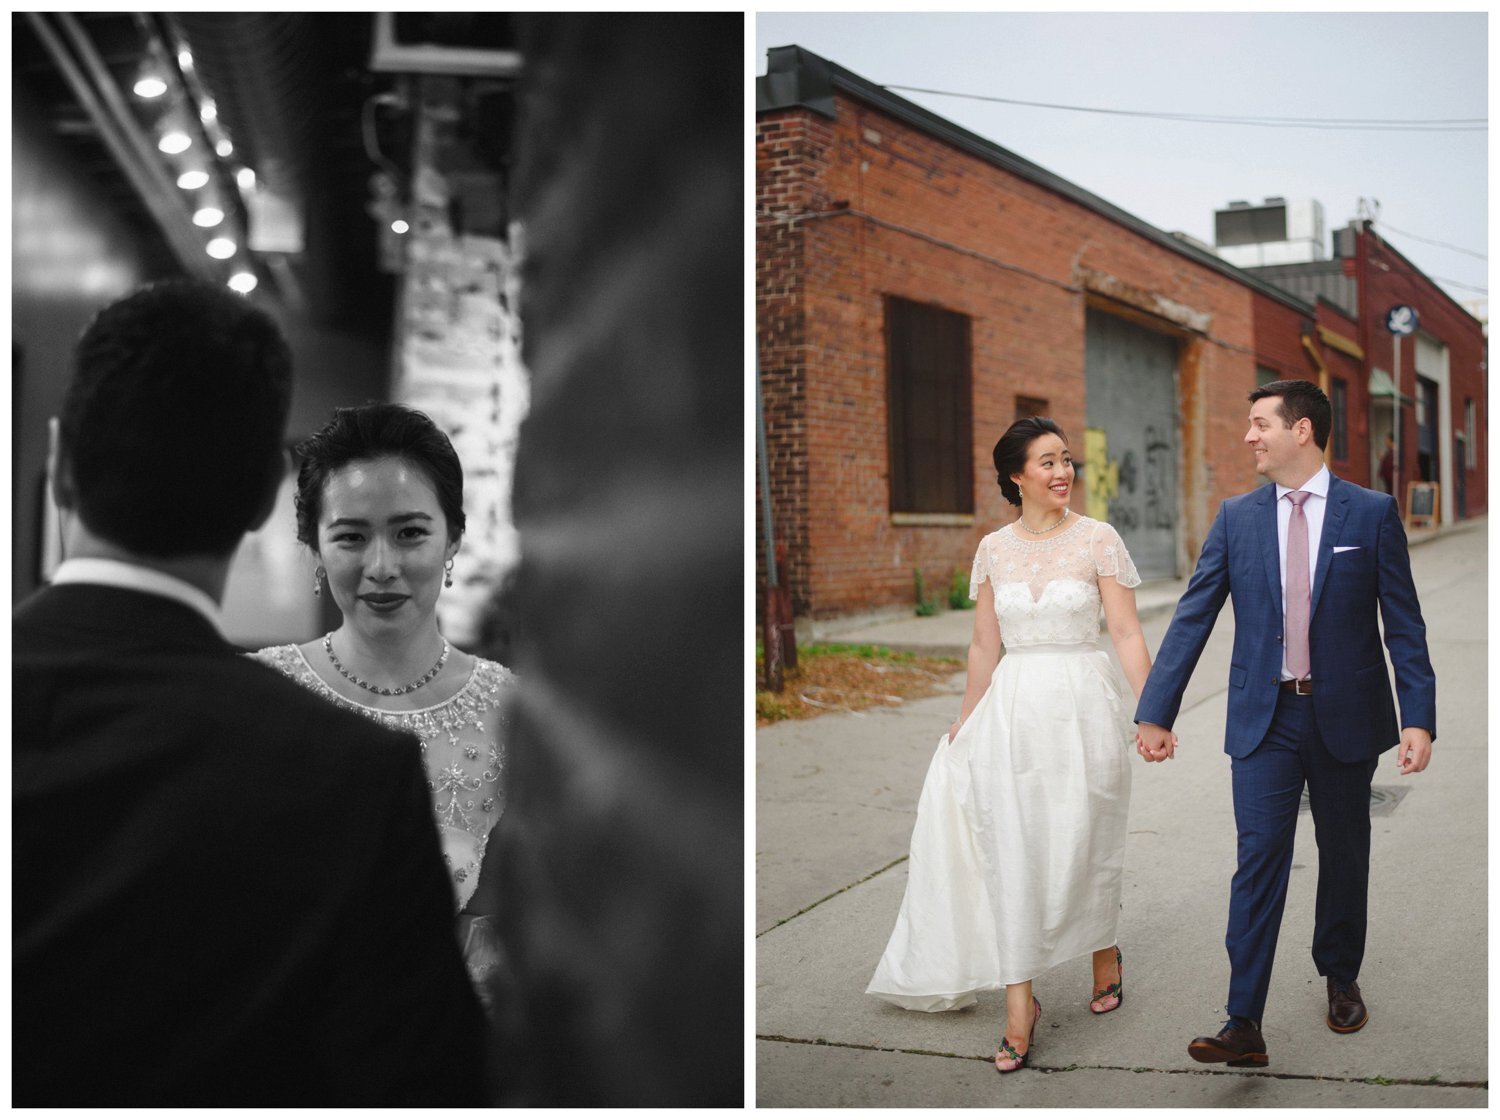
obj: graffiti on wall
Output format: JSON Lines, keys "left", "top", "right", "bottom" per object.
{"left": 1085, "top": 425, "right": 1176, "bottom": 534}
{"left": 1083, "top": 428, "right": 1119, "bottom": 523}
{"left": 1142, "top": 424, "right": 1176, "bottom": 531}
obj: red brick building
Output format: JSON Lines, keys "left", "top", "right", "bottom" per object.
{"left": 757, "top": 45, "right": 1485, "bottom": 625}
{"left": 1250, "top": 227, "right": 1488, "bottom": 524}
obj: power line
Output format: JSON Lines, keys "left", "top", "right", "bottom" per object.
{"left": 1376, "top": 221, "right": 1486, "bottom": 261}
{"left": 884, "top": 84, "right": 1487, "bottom": 132}
{"left": 1429, "top": 276, "right": 1487, "bottom": 295}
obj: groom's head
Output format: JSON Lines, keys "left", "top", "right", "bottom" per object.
{"left": 52, "top": 280, "right": 294, "bottom": 559}
{"left": 1246, "top": 379, "right": 1330, "bottom": 484}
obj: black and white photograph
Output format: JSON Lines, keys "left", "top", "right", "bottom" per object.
{"left": 13, "top": 11, "right": 742, "bottom": 1107}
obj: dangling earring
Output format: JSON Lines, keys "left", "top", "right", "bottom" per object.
{"left": 444, "top": 558, "right": 455, "bottom": 588}
{"left": 313, "top": 566, "right": 326, "bottom": 597}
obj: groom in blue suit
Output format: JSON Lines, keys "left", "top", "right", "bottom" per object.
{"left": 1135, "top": 379, "right": 1435, "bottom": 1067}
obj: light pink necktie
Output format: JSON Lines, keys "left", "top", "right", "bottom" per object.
{"left": 1284, "top": 490, "right": 1311, "bottom": 680}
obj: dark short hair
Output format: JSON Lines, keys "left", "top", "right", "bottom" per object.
{"left": 58, "top": 280, "right": 293, "bottom": 557}
{"left": 1249, "top": 379, "right": 1331, "bottom": 451}
{"left": 294, "top": 403, "right": 466, "bottom": 549}
{"left": 992, "top": 416, "right": 1068, "bottom": 507}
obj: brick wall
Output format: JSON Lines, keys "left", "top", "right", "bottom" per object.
{"left": 1313, "top": 300, "right": 1370, "bottom": 486}
{"left": 1252, "top": 289, "right": 1318, "bottom": 380}
{"left": 490, "top": 14, "right": 740, "bottom": 1105}
{"left": 1248, "top": 289, "right": 1374, "bottom": 482}
{"left": 758, "top": 91, "right": 1269, "bottom": 618}
{"left": 1359, "top": 231, "right": 1487, "bottom": 518}
{"left": 756, "top": 108, "right": 834, "bottom": 615}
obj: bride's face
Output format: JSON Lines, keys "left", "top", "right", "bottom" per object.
{"left": 1010, "top": 433, "right": 1074, "bottom": 510}
{"left": 315, "top": 455, "right": 458, "bottom": 638}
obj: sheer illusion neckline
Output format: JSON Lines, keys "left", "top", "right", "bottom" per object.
{"left": 291, "top": 644, "right": 480, "bottom": 714}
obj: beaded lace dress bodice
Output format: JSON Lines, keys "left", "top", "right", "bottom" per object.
{"left": 250, "top": 644, "right": 513, "bottom": 913}
{"left": 969, "top": 516, "right": 1142, "bottom": 648}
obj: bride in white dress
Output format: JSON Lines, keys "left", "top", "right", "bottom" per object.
{"left": 867, "top": 417, "right": 1170, "bottom": 1073}
{"left": 252, "top": 404, "right": 514, "bottom": 1009}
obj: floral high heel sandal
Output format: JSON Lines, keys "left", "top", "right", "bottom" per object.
{"left": 995, "top": 996, "right": 1041, "bottom": 1074}
{"left": 1089, "top": 946, "right": 1123, "bottom": 1014}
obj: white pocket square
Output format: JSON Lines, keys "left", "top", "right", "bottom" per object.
{"left": 1333, "top": 545, "right": 1360, "bottom": 553}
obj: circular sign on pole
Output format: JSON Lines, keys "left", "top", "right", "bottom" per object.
{"left": 1386, "top": 305, "right": 1419, "bottom": 335}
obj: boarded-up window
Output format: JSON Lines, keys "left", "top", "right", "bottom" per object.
{"left": 1330, "top": 377, "right": 1348, "bottom": 461}
{"left": 1015, "top": 395, "right": 1049, "bottom": 421}
{"left": 886, "top": 296, "right": 973, "bottom": 514}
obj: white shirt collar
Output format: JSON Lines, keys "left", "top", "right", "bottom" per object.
{"left": 1275, "top": 464, "right": 1331, "bottom": 500}
{"left": 51, "top": 558, "right": 224, "bottom": 634}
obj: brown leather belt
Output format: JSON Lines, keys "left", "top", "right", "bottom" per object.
{"left": 1279, "top": 678, "right": 1313, "bottom": 695}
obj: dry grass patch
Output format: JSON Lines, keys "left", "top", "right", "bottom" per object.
{"left": 755, "top": 643, "right": 963, "bottom": 726}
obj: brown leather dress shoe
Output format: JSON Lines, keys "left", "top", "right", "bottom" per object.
{"left": 1188, "top": 1019, "right": 1269, "bottom": 1067}
{"left": 1327, "top": 979, "right": 1369, "bottom": 1033}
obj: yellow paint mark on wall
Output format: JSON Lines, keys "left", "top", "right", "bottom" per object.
{"left": 1084, "top": 427, "right": 1119, "bottom": 522}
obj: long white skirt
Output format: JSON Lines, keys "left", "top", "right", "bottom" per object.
{"left": 867, "top": 644, "right": 1133, "bottom": 1011}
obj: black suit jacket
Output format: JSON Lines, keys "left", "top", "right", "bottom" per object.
{"left": 14, "top": 584, "right": 488, "bottom": 1105}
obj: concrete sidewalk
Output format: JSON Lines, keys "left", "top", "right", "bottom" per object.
{"left": 756, "top": 518, "right": 1487, "bottom": 1107}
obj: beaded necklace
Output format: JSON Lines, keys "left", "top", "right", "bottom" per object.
{"left": 323, "top": 632, "right": 450, "bottom": 697}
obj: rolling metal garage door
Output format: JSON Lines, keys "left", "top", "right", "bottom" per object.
{"left": 1083, "top": 311, "right": 1180, "bottom": 579}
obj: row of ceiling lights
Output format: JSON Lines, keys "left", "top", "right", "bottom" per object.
{"left": 132, "top": 46, "right": 258, "bottom": 294}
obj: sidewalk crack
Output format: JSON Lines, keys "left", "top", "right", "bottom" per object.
{"left": 757, "top": 856, "right": 908, "bottom": 937}
{"left": 756, "top": 1035, "right": 1487, "bottom": 1089}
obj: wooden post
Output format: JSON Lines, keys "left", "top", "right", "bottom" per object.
{"left": 762, "top": 582, "right": 783, "bottom": 693}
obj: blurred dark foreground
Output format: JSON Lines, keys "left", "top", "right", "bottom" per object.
{"left": 474, "top": 13, "right": 743, "bottom": 1107}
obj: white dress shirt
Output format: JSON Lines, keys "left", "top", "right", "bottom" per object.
{"left": 1274, "top": 465, "right": 1329, "bottom": 681}
{"left": 51, "top": 557, "right": 224, "bottom": 635}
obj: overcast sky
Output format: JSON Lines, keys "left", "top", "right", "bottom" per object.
{"left": 756, "top": 11, "right": 1488, "bottom": 316}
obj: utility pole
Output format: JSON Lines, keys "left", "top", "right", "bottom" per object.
{"left": 1385, "top": 303, "right": 1419, "bottom": 516}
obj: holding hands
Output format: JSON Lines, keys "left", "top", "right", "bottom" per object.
{"left": 1134, "top": 723, "right": 1432, "bottom": 771}
{"left": 1136, "top": 721, "right": 1177, "bottom": 762}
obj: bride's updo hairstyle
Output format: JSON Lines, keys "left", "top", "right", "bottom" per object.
{"left": 992, "top": 416, "right": 1068, "bottom": 508}
{"left": 294, "top": 402, "right": 467, "bottom": 549}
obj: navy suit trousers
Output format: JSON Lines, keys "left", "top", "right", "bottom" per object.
{"left": 1226, "top": 690, "right": 1377, "bottom": 1023}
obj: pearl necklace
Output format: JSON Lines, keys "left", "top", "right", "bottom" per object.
{"left": 324, "top": 632, "right": 450, "bottom": 696}
{"left": 1017, "top": 507, "right": 1070, "bottom": 535}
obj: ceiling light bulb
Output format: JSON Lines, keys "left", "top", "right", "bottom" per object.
{"left": 177, "top": 169, "right": 210, "bottom": 190}
{"left": 178, "top": 50, "right": 193, "bottom": 70}
{"left": 228, "top": 271, "right": 258, "bottom": 294}
{"left": 193, "top": 207, "right": 225, "bottom": 228}
{"left": 159, "top": 131, "right": 192, "bottom": 155}
{"left": 215, "top": 139, "right": 234, "bottom": 157}
{"left": 236, "top": 167, "right": 256, "bottom": 190}
{"left": 206, "top": 237, "right": 236, "bottom": 260}
{"left": 391, "top": 219, "right": 410, "bottom": 234}
{"left": 134, "top": 76, "right": 167, "bottom": 99}
{"left": 200, "top": 101, "right": 217, "bottom": 123}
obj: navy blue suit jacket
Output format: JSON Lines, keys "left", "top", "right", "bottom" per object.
{"left": 1135, "top": 474, "right": 1436, "bottom": 762}
{"left": 14, "top": 584, "right": 488, "bottom": 1105}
